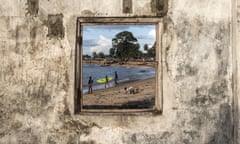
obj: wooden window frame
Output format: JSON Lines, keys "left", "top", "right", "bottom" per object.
{"left": 74, "top": 17, "right": 163, "bottom": 114}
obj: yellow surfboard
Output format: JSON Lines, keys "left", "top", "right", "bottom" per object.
{"left": 97, "top": 76, "right": 113, "bottom": 83}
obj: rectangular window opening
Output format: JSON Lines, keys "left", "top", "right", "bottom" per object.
{"left": 74, "top": 17, "right": 163, "bottom": 114}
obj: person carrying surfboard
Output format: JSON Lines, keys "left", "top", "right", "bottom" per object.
{"left": 105, "top": 75, "right": 110, "bottom": 88}
{"left": 97, "top": 76, "right": 113, "bottom": 86}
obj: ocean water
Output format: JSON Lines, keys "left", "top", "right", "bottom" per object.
{"left": 82, "top": 64, "right": 156, "bottom": 93}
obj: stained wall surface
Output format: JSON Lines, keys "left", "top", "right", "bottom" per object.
{"left": 0, "top": 0, "right": 237, "bottom": 144}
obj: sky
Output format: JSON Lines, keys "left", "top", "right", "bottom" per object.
{"left": 82, "top": 24, "right": 156, "bottom": 56}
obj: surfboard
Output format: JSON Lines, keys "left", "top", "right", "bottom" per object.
{"left": 97, "top": 76, "right": 113, "bottom": 83}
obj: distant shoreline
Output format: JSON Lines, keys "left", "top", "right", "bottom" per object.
{"left": 82, "top": 63, "right": 156, "bottom": 94}
{"left": 82, "top": 59, "right": 155, "bottom": 68}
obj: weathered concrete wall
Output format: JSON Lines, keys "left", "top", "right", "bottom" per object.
{"left": 236, "top": 0, "right": 240, "bottom": 143}
{"left": 0, "top": 0, "right": 236, "bottom": 143}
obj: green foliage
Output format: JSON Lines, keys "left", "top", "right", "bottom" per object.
{"left": 144, "top": 44, "right": 148, "bottom": 51}
{"left": 98, "top": 52, "right": 105, "bottom": 58}
{"left": 112, "top": 31, "right": 141, "bottom": 61}
{"left": 109, "top": 47, "right": 115, "bottom": 58}
{"left": 92, "top": 52, "right": 97, "bottom": 58}
{"left": 83, "top": 54, "right": 91, "bottom": 59}
{"left": 144, "top": 42, "right": 156, "bottom": 58}
{"left": 92, "top": 51, "right": 106, "bottom": 58}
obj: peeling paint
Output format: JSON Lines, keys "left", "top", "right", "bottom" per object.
{"left": 47, "top": 14, "right": 65, "bottom": 39}
{"left": 122, "top": 0, "right": 132, "bottom": 13}
{"left": 26, "top": 0, "right": 39, "bottom": 17}
{"left": 151, "top": 0, "right": 168, "bottom": 16}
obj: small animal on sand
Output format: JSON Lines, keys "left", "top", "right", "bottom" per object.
{"left": 124, "top": 86, "right": 139, "bottom": 94}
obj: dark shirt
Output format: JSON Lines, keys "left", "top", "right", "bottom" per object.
{"left": 115, "top": 73, "right": 118, "bottom": 79}
{"left": 88, "top": 79, "right": 93, "bottom": 85}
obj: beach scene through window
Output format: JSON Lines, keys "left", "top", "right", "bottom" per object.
{"left": 82, "top": 24, "right": 156, "bottom": 109}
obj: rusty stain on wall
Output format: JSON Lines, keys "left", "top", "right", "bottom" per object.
{"left": 123, "top": 0, "right": 132, "bottom": 14}
{"left": 151, "top": 0, "right": 168, "bottom": 16}
{"left": 47, "top": 14, "right": 65, "bottom": 39}
{"left": 25, "top": 0, "right": 39, "bottom": 17}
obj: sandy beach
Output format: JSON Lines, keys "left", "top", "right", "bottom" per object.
{"left": 83, "top": 77, "right": 155, "bottom": 109}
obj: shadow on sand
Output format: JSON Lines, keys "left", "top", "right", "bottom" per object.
{"left": 83, "top": 97, "right": 155, "bottom": 109}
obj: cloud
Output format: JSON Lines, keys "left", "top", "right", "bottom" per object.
{"left": 83, "top": 39, "right": 98, "bottom": 47}
{"left": 84, "top": 25, "right": 130, "bottom": 32}
{"left": 148, "top": 29, "right": 156, "bottom": 38}
{"left": 90, "top": 35, "right": 112, "bottom": 55}
{"left": 147, "top": 44, "right": 153, "bottom": 48}
{"left": 137, "top": 35, "right": 153, "bottom": 40}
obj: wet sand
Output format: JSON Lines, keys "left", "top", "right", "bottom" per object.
{"left": 82, "top": 78, "right": 156, "bottom": 109}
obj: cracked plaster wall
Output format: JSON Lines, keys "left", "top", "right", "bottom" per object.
{"left": 0, "top": 0, "right": 237, "bottom": 144}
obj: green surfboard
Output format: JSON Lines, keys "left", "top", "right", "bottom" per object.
{"left": 97, "top": 76, "right": 113, "bottom": 83}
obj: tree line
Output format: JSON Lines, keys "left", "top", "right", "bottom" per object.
{"left": 83, "top": 31, "right": 156, "bottom": 61}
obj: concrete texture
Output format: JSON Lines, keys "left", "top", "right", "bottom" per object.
{"left": 0, "top": 0, "right": 238, "bottom": 144}
{"left": 123, "top": 0, "right": 132, "bottom": 14}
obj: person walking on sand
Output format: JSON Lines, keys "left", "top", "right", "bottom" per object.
{"left": 88, "top": 76, "right": 93, "bottom": 94}
{"left": 105, "top": 75, "right": 110, "bottom": 88}
{"left": 114, "top": 71, "right": 118, "bottom": 85}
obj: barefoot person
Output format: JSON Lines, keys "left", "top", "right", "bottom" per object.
{"left": 88, "top": 76, "right": 93, "bottom": 94}
{"left": 105, "top": 75, "right": 110, "bottom": 88}
{"left": 114, "top": 71, "right": 118, "bottom": 85}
